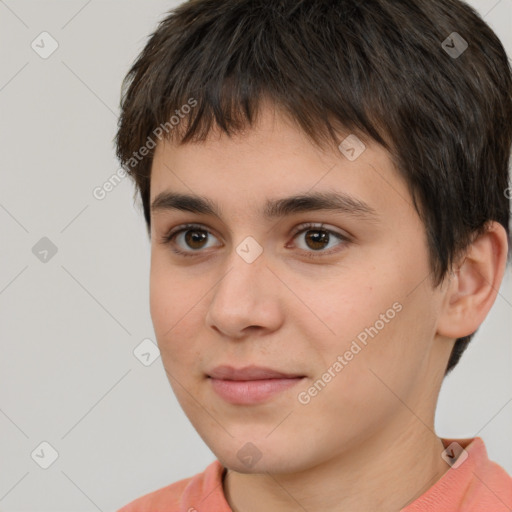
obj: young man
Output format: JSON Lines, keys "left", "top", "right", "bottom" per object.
{"left": 115, "top": 0, "right": 512, "bottom": 510}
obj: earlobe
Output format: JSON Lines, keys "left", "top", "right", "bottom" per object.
{"left": 436, "top": 222, "right": 509, "bottom": 339}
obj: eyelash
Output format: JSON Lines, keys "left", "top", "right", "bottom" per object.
{"left": 160, "top": 222, "right": 350, "bottom": 260}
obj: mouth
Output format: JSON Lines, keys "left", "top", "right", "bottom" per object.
{"left": 207, "top": 365, "right": 306, "bottom": 405}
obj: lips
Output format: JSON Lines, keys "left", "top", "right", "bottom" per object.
{"left": 207, "top": 365, "right": 305, "bottom": 381}
{"left": 207, "top": 365, "right": 306, "bottom": 404}
{"left": 208, "top": 365, "right": 305, "bottom": 406}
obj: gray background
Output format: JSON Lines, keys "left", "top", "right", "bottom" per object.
{"left": 0, "top": 1, "right": 510, "bottom": 510}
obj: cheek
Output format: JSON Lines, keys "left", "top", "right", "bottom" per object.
{"left": 304, "top": 264, "right": 437, "bottom": 383}
{"left": 149, "top": 261, "right": 173, "bottom": 337}
{"left": 292, "top": 285, "right": 438, "bottom": 440}
{"left": 149, "top": 257, "right": 204, "bottom": 362}
{"left": 299, "top": 271, "right": 393, "bottom": 352}
{"left": 149, "top": 248, "right": 201, "bottom": 325}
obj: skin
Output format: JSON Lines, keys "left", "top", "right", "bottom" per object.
{"left": 148, "top": 101, "right": 508, "bottom": 512}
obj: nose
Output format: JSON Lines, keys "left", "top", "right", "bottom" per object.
{"left": 204, "top": 245, "right": 283, "bottom": 339}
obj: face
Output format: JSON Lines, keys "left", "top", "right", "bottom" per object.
{"left": 149, "top": 104, "right": 450, "bottom": 474}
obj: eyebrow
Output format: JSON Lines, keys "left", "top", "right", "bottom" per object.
{"left": 150, "top": 190, "right": 379, "bottom": 221}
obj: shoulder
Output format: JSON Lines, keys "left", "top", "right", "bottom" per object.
{"left": 116, "top": 460, "right": 226, "bottom": 512}
{"left": 464, "top": 439, "right": 512, "bottom": 509}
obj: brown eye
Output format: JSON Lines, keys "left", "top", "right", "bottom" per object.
{"left": 303, "top": 229, "right": 331, "bottom": 251}
{"left": 291, "top": 223, "right": 349, "bottom": 258}
{"left": 161, "top": 223, "right": 221, "bottom": 256}
{"left": 183, "top": 229, "right": 209, "bottom": 250}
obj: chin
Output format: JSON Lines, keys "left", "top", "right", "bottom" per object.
{"left": 212, "top": 441, "right": 310, "bottom": 475}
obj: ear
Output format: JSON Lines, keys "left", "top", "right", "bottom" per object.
{"left": 436, "top": 221, "right": 509, "bottom": 339}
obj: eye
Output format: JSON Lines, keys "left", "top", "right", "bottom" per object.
{"left": 288, "top": 222, "right": 349, "bottom": 258}
{"left": 160, "top": 223, "right": 221, "bottom": 257}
